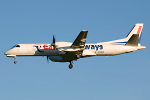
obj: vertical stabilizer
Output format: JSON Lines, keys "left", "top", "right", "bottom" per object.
{"left": 125, "top": 23, "right": 143, "bottom": 46}
{"left": 126, "top": 23, "right": 143, "bottom": 41}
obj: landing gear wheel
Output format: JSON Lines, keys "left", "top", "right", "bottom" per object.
{"left": 69, "top": 64, "right": 73, "bottom": 69}
{"left": 14, "top": 61, "right": 17, "bottom": 64}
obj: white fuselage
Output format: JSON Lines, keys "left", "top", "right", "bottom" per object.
{"left": 4, "top": 23, "right": 146, "bottom": 68}
{"left": 5, "top": 42, "right": 145, "bottom": 58}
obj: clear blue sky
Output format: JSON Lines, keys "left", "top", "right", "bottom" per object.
{"left": 0, "top": 0, "right": 150, "bottom": 100}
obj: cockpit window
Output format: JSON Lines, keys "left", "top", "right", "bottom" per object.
{"left": 11, "top": 45, "right": 20, "bottom": 49}
{"left": 15, "top": 45, "right": 20, "bottom": 47}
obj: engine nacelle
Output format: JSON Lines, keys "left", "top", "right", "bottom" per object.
{"left": 48, "top": 56, "right": 77, "bottom": 62}
{"left": 49, "top": 56, "right": 63, "bottom": 62}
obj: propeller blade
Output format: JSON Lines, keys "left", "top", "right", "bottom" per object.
{"left": 47, "top": 56, "right": 49, "bottom": 63}
{"left": 52, "top": 35, "right": 57, "bottom": 52}
{"left": 53, "top": 35, "right": 55, "bottom": 44}
{"left": 51, "top": 35, "right": 56, "bottom": 47}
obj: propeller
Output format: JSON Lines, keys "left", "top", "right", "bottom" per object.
{"left": 46, "top": 35, "right": 57, "bottom": 63}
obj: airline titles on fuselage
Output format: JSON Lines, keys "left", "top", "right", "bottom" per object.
{"left": 34, "top": 44, "right": 104, "bottom": 52}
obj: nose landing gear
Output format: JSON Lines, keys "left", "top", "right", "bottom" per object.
{"left": 14, "top": 61, "right": 17, "bottom": 64}
{"left": 69, "top": 61, "right": 73, "bottom": 69}
{"left": 14, "top": 56, "right": 17, "bottom": 64}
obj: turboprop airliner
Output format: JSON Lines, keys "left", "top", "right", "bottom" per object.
{"left": 5, "top": 23, "right": 146, "bottom": 69}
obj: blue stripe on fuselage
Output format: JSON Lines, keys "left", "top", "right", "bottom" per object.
{"left": 114, "top": 42, "right": 127, "bottom": 43}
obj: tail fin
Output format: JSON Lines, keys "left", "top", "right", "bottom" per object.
{"left": 125, "top": 23, "right": 143, "bottom": 46}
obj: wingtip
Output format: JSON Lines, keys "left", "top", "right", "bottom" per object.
{"left": 82, "top": 30, "right": 88, "bottom": 32}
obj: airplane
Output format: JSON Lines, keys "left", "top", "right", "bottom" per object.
{"left": 4, "top": 23, "right": 146, "bottom": 69}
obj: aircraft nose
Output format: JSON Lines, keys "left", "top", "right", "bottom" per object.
{"left": 4, "top": 50, "right": 10, "bottom": 55}
{"left": 4, "top": 51, "right": 8, "bottom": 55}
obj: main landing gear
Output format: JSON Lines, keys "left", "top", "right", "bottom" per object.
{"left": 76, "top": 51, "right": 81, "bottom": 59}
{"left": 69, "top": 61, "right": 73, "bottom": 69}
{"left": 14, "top": 56, "right": 17, "bottom": 64}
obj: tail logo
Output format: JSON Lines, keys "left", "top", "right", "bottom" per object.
{"left": 137, "top": 26, "right": 142, "bottom": 34}
{"left": 34, "top": 45, "right": 44, "bottom": 53}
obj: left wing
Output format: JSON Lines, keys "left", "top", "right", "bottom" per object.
{"left": 71, "top": 30, "right": 88, "bottom": 48}
{"left": 57, "top": 30, "right": 88, "bottom": 60}
{"left": 57, "top": 30, "right": 88, "bottom": 52}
